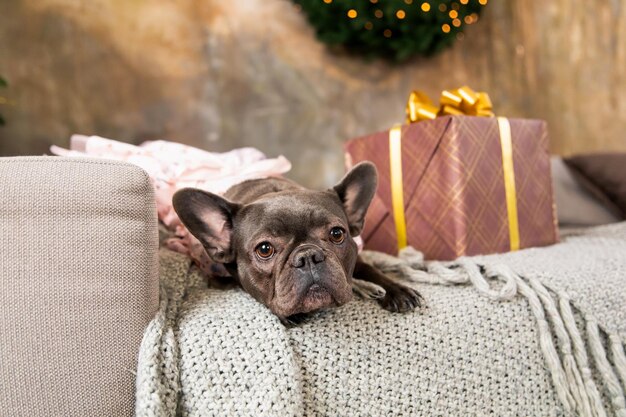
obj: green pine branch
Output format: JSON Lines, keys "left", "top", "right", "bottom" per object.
{"left": 293, "top": 0, "right": 484, "bottom": 62}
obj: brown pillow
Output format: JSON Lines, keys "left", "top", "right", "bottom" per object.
{"left": 551, "top": 157, "right": 621, "bottom": 226}
{"left": 564, "top": 153, "right": 626, "bottom": 220}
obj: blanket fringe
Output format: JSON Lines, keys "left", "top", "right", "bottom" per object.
{"left": 360, "top": 247, "right": 626, "bottom": 417}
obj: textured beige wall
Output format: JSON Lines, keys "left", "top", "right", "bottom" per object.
{"left": 1, "top": 0, "right": 625, "bottom": 187}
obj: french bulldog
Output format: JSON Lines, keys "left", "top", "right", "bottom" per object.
{"left": 172, "top": 162, "right": 422, "bottom": 320}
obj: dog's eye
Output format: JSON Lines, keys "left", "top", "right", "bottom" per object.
{"left": 255, "top": 242, "right": 275, "bottom": 259}
{"left": 329, "top": 227, "right": 345, "bottom": 244}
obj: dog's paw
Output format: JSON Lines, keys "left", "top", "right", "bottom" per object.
{"left": 379, "top": 284, "right": 423, "bottom": 313}
{"left": 280, "top": 313, "right": 309, "bottom": 327}
{"left": 352, "top": 278, "right": 386, "bottom": 300}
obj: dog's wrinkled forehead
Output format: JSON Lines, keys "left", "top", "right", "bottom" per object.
{"left": 237, "top": 192, "right": 346, "bottom": 238}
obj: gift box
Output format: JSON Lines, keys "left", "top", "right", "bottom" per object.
{"left": 345, "top": 87, "right": 559, "bottom": 260}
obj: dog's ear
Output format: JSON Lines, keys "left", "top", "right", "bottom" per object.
{"left": 333, "top": 161, "right": 378, "bottom": 236}
{"left": 173, "top": 188, "right": 241, "bottom": 263}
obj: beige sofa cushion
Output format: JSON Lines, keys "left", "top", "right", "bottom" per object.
{"left": 0, "top": 157, "right": 159, "bottom": 416}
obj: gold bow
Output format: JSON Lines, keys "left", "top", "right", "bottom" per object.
{"left": 406, "top": 86, "right": 494, "bottom": 124}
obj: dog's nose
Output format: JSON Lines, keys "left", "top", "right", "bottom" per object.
{"left": 291, "top": 246, "right": 325, "bottom": 268}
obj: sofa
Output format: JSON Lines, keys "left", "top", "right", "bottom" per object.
{"left": 1, "top": 156, "right": 625, "bottom": 417}
{"left": 0, "top": 157, "right": 159, "bottom": 416}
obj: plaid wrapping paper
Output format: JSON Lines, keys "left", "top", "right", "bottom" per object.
{"left": 345, "top": 115, "right": 559, "bottom": 260}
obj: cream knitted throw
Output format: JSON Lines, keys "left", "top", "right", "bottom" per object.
{"left": 136, "top": 223, "right": 626, "bottom": 417}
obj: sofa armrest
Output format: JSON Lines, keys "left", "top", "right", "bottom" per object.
{"left": 0, "top": 156, "right": 159, "bottom": 417}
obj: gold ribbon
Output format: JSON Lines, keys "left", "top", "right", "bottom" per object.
{"left": 388, "top": 86, "right": 520, "bottom": 253}
{"left": 497, "top": 117, "right": 520, "bottom": 251}
{"left": 406, "top": 85, "right": 494, "bottom": 123}
{"left": 389, "top": 125, "right": 407, "bottom": 250}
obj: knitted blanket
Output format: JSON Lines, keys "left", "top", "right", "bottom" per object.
{"left": 136, "top": 223, "right": 626, "bottom": 417}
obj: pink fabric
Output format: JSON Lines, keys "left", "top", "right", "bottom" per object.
{"left": 51, "top": 135, "right": 291, "bottom": 276}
